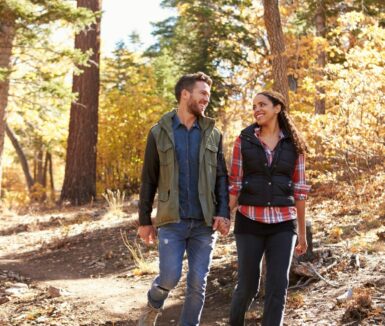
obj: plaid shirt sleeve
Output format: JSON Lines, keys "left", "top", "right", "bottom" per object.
{"left": 229, "top": 136, "right": 243, "bottom": 196}
{"left": 292, "top": 154, "right": 311, "bottom": 200}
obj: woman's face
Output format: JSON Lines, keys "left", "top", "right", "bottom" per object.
{"left": 252, "top": 94, "right": 281, "bottom": 126}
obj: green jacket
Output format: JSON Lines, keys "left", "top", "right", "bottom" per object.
{"left": 139, "top": 110, "right": 229, "bottom": 227}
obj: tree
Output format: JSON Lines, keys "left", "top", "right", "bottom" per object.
{"left": 150, "top": 0, "right": 258, "bottom": 116}
{"left": 262, "top": 0, "right": 290, "bottom": 107}
{"left": 0, "top": 5, "right": 16, "bottom": 197}
{"left": 314, "top": 0, "right": 326, "bottom": 114}
{"left": 61, "top": 0, "right": 101, "bottom": 205}
{"left": 0, "top": 0, "right": 94, "bottom": 198}
{"left": 97, "top": 43, "right": 169, "bottom": 194}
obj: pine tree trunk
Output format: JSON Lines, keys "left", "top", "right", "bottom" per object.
{"left": 43, "top": 150, "right": 49, "bottom": 188}
{"left": 5, "top": 123, "right": 34, "bottom": 190}
{"left": 0, "top": 16, "right": 16, "bottom": 196}
{"left": 36, "top": 149, "right": 44, "bottom": 185}
{"left": 262, "top": 0, "right": 290, "bottom": 108}
{"left": 315, "top": 0, "right": 326, "bottom": 114}
{"left": 47, "top": 152, "right": 55, "bottom": 201}
{"left": 60, "top": 0, "right": 101, "bottom": 205}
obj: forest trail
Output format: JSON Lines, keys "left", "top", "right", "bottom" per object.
{"left": 0, "top": 198, "right": 384, "bottom": 325}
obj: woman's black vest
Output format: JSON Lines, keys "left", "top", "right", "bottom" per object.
{"left": 238, "top": 124, "right": 298, "bottom": 207}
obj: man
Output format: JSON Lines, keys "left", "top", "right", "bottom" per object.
{"left": 137, "top": 72, "right": 230, "bottom": 326}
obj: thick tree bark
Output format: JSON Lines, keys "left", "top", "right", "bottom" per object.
{"left": 315, "top": 0, "right": 326, "bottom": 114}
{"left": 263, "top": 0, "right": 290, "bottom": 108}
{"left": 0, "top": 15, "right": 16, "bottom": 196}
{"left": 60, "top": 0, "right": 101, "bottom": 205}
{"left": 5, "top": 123, "right": 34, "bottom": 190}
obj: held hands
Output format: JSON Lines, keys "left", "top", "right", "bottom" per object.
{"left": 295, "top": 233, "right": 308, "bottom": 256}
{"left": 138, "top": 225, "right": 157, "bottom": 245}
{"left": 213, "top": 216, "right": 230, "bottom": 236}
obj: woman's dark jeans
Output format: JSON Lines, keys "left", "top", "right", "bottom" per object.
{"left": 229, "top": 231, "right": 296, "bottom": 326}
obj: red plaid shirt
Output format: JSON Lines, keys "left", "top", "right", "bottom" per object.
{"left": 229, "top": 128, "right": 311, "bottom": 224}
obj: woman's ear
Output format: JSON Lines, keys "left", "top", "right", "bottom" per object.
{"left": 275, "top": 104, "right": 282, "bottom": 114}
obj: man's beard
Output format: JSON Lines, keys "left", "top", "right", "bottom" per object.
{"left": 187, "top": 98, "right": 205, "bottom": 117}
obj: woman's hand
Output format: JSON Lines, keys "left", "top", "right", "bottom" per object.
{"left": 295, "top": 233, "right": 308, "bottom": 256}
{"left": 213, "top": 216, "right": 230, "bottom": 236}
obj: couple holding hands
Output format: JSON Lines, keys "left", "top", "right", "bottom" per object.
{"left": 137, "top": 72, "right": 310, "bottom": 326}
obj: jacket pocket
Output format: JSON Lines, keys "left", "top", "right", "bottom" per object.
{"left": 275, "top": 181, "right": 293, "bottom": 195}
{"left": 158, "top": 190, "right": 170, "bottom": 202}
{"left": 205, "top": 143, "right": 218, "bottom": 166}
{"left": 158, "top": 142, "right": 173, "bottom": 165}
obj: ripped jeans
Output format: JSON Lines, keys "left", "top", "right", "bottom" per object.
{"left": 147, "top": 219, "right": 217, "bottom": 326}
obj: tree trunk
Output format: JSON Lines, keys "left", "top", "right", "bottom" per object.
{"left": 0, "top": 15, "right": 16, "bottom": 196}
{"left": 47, "top": 152, "right": 55, "bottom": 201}
{"left": 5, "top": 123, "right": 34, "bottom": 190}
{"left": 315, "top": 0, "right": 326, "bottom": 114}
{"left": 60, "top": 0, "right": 101, "bottom": 205}
{"left": 36, "top": 149, "right": 44, "bottom": 185}
{"left": 43, "top": 150, "right": 49, "bottom": 188}
{"left": 263, "top": 0, "right": 290, "bottom": 108}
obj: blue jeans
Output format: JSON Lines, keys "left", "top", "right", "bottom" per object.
{"left": 230, "top": 232, "right": 296, "bottom": 326}
{"left": 147, "top": 219, "right": 217, "bottom": 326}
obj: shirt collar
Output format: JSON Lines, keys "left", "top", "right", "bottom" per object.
{"left": 172, "top": 114, "right": 200, "bottom": 129}
{"left": 254, "top": 126, "right": 284, "bottom": 139}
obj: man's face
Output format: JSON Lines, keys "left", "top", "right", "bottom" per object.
{"left": 186, "top": 81, "right": 211, "bottom": 117}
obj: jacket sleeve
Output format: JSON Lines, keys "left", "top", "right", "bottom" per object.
{"left": 138, "top": 130, "right": 159, "bottom": 225}
{"left": 215, "top": 134, "right": 230, "bottom": 219}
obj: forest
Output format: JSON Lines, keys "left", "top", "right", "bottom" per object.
{"left": 0, "top": 0, "right": 384, "bottom": 325}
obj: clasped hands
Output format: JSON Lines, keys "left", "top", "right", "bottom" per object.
{"left": 212, "top": 216, "right": 230, "bottom": 236}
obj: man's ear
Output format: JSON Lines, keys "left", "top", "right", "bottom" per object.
{"left": 181, "top": 89, "right": 190, "bottom": 101}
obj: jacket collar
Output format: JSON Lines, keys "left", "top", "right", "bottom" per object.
{"left": 159, "top": 109, "right": 215, "bottom": 133}
{"left": 241, "top": 123, "right": 290, "bottom": 144}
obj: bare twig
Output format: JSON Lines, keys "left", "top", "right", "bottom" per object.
{"left": 324, "top": 260, "right": 338, "bottom": 272}
{"left": 353, "top": 227, "right": 361, "bottom": 236}
{"left": 288, "top": 277, "right": 315, "bottom": 290}
{"left": 205, "top": 283, "right": 233, "bottom": 299}
{"left": 307, "top": 263, "right": 339, "bottom": 288}
{"left": 373, "top": 296, "right": 385, "bottom": 301}
{"left": 342, "top": 321, "right": 361, "bottom": 326}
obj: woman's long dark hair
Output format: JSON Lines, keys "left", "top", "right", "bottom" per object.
{"left": 257, "top": 90, "right": 308, "bottom": 154}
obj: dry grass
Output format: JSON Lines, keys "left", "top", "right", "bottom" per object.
{"left": 102, "top": 189, "right": 126, "bottom": 217}
{"left": 120, "top": 229, "right": 157, "bottom": 276}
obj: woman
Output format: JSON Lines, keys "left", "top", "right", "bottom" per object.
{"left": 229, "top": 90, "right": 311, "bottom": 326}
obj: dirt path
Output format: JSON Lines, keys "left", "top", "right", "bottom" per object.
{"left": 0, "top": 200, "right": 384, "bottom": 325}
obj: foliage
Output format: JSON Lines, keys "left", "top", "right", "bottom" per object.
{"left": 2, "top": 0, "right": 97, "bottom": 194}
{"left": 291, "top": 12, "right": 385, "bottom": 184}
{"left": 97, "top": 43, "right": 170, "bottom": 194}
{"left": 149, "top": 0, "right": 259, "bottom": 116}
{"left": 2, "top": 0, "right": 385, "bottom": 219}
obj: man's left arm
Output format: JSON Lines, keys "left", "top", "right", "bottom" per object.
{"left": 213, "top": 134, "right": 230, "bottom": 235}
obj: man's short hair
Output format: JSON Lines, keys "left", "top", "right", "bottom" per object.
{"left": 174, "top": 72, "right": 212, "bottom": 103}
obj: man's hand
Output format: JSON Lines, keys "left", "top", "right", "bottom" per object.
{"left": 138, "top": 225, "right": 157, "bottom": 245}
{"left": 213, "top": 216, "right": 230, "bottom": 236}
